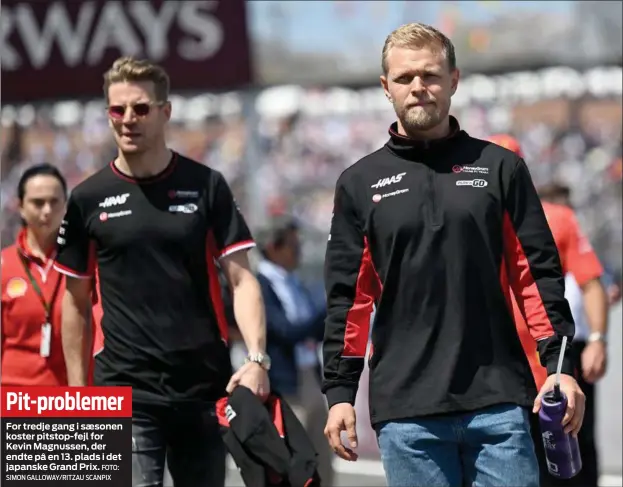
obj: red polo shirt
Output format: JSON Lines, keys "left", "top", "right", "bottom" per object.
{"left": 1, "top": 229, "right": 101, "bottom": 386}
{"left": 512, "top": 202, "right": 604, "bottom": 389}
{"left": 488, "top": 134, "right": 604, "bottom": 390}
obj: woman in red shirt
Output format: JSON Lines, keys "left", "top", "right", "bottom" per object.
{"left": 1, "top": 163, "right": 99, "bottom": 386}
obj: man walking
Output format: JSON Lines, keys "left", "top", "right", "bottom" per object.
{"left": 56, "top": 56, "right": 270, "bottom": 487}
{"left": 322, "top": 23, "right": 585, "bottom": 487}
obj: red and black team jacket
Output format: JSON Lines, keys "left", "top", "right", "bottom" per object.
{"left": 322, "top": 117, "right": 576, "bottom": 426}
{"left": 216, "top": 386, "right": 321, "bottom": 487}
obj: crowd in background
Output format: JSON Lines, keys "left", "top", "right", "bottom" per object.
{"left": 2, "top": 86, "right": 622, "bottom": 283}
{"left": 1, "top": 80, "right": 621, "bottom": 468}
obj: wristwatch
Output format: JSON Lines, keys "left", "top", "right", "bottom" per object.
{"left": 587, "top": 332, "right": 607, "bottom": 344}
{"left": 245, "top": 352, "right": 271, "bottom": 371}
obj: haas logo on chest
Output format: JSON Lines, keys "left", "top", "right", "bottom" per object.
{"left": 371, "top": 172, "right": 406, "bottom": 189}
{"left": 99, "top": 193, "right": 130, "bottom": 208}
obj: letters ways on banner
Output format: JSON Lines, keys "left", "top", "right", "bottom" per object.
{"left": 1, "top": 0, "right": 252, "bottom": 103}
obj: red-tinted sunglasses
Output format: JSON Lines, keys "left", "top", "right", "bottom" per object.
{"left": 107, "top": 101, "right": 164, "bottom": 120}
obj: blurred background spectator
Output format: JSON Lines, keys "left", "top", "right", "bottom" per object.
{"left": 2, "top": 1, "right": 621, "bottom": 484}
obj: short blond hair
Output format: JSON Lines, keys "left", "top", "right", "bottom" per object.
{"left": 103, "top": 56, "right": 170, "bottom": 103}
{"left": 382, "top": 23, "right": 456, "bottom": 74}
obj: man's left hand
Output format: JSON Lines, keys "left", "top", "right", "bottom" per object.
{"left": 226, "top": 362, "right": 270, "bottom": 401}
{"left": 582, "top": 340, "right": 607, "bottom": 384}
{"left": 533, "top": 373, "right": 585, "bottom": 437}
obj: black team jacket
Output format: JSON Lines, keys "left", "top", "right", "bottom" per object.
{"left": 322, "top": 117, "right": 575, "bottom": 425}
{"left": 217, "top": 386, "right": 321, "bottom": 487}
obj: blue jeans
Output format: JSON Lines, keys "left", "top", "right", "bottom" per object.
{"left": 131, "top": 402, "right": 226, "bottom": 487}
{"left": 376, "top": 403, "right": 539, "bottom": 487}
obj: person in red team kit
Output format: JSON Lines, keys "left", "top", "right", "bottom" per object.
{"left": 1, "top": 164, "right": 98, "bottom": 386}
{"left": 488, "top": 134, "right": 609, "bottom": 487}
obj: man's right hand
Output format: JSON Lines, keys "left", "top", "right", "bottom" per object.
{"left": 324, "top": 402, "right": 359, "bottom": 462}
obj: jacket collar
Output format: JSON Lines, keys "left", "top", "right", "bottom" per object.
{"left": 17, "top": 228, "right": 56, "bottom": 266}
{"left": 386, "top": 116, "right": 464, "bottom": 160}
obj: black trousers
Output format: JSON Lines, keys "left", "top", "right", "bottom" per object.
{"left": 131, "top": 401, "right": 226, "bottom": 487}
{"left": 530, "top": 340, "right": 599, "bottom": 487}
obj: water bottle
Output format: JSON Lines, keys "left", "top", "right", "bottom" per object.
{"left": 538, "top": 336, "right": 582, "bottom": 479}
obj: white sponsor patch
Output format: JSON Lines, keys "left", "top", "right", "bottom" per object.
{"left": 372, "top": 188, "right": 410, "bottom": 202}
{"left": 371, "top": 172, "right": 407, "bottom": 189}
{"left": 99, "top": 210, "right": 132, "bottom": 222}
{"left": 456, "top": 179, "right": 488, "bottom": 188}
{"left": 168, "top": 203, "right": 198, "bottom": 214}
{"left": 99, "top": 193, "right": 130, "bottom": 208}
{"left": 225, "top": 404, "right": 237, "bottom": 422}
{"left": 452, "top": 165, "right": 489, "bottom": 174}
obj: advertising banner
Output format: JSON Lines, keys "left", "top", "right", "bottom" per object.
{"left": 1, "top": 0, "right": 252, "bottom": 103}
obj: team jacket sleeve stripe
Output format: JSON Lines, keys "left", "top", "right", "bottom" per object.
{"left": 499, "top": 260, "right": 548, "bottom": 390}
{"left": 91, "top": 267, "right": 104, "bottom": 358}
{"left": 502, "top": 159, "right": 575, "bottom": 376}
{"left": 54, "top": 242, "right": 97, "bottom": 279}
{"left": 343, "top": 237, "right": 380, "bottom": 358}
{"left": 323, "top": 178, "right": 380, "bottom": 408}
{"left": 210, "top": 170, "right": 256, "bottom": 258}
{"left": 502, "top": 213, "right": 555, "bottom": 340}
{"left": 218, "top": 240, "right": 256, "bottom": 259}
{"left": 207, "top": 231, "right": 231, "bottom": 344}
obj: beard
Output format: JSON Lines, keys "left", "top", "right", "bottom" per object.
{"left": 396, "top": 101, "right": 445, "bottom": 133}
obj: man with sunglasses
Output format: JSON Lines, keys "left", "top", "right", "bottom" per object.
{"left": 55, "top": 56, "right": 270, "bottom": 487}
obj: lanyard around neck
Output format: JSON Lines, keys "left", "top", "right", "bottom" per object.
{"left": 18, "top": 250, "right": 62, "bottom": 322}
